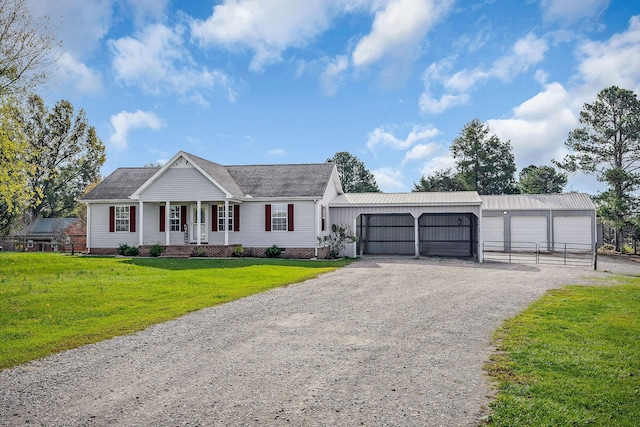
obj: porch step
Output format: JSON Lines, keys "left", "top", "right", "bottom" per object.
{"left": 159, "top": 246, "right": 193, "bottom": 258}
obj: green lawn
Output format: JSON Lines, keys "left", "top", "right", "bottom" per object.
{"left": 0, "top": 253, "right": 351, "bottom": 370}
{"left": 485, "top": 278, "right": 640, "bottom": 426}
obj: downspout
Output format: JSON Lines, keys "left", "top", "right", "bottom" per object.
{"left": 314, "top": 199, "right": 318, "bottom": 258}
{"left": 86, "top": 203, "right": 91, "bottom": 253}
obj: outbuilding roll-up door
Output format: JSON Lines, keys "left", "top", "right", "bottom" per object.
{"left": 511, "top": 216, "right": 547, "bottom": 251}
{"left": 553, "top": 216, "right": 592, "bottom": 251}
{"left": 482, "top": 216, "right": 504, "bottom": 251}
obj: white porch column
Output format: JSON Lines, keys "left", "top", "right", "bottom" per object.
{"left": 414, "top": 215, "right": 420, "bottom": 258}
{"left": 138, "top": 201, "right": 144, "bottom": 246}
{"left": 224, "top": 199, "right": 229, "bottom": 246}
{"left": 165, "top": 201, "right": 170, "bottom": 245}
{"left": 196, "top": 200, "right": 202, "bottom": 245}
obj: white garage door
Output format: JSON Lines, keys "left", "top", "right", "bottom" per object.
{"left": 553, "top": 216, "right": 592, "bottom": 252}
{"left": 482, "top": 216, "right": 504, "bottom": 251}
{"left": 511, "top": 216, "right": 547, "bottom": 251}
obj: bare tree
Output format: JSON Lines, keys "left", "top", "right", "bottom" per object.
{"left": 0, "top": 0, "right": 59, "bottom": 96}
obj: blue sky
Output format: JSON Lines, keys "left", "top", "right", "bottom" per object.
{"left": 30, "top": 0, "right": 640, "bottom": 193}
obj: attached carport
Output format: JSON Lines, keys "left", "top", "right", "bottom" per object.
{"left": 328, "top": 192, "right": 483, "bottom": 260}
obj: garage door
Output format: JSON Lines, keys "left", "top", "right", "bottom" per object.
{"left": 482, "top": 216, "right": 504, "bottom": 251}
{"left": 511, "top": 216, "right": 547, "bottom": 251}
{"left": 362, "top": 214, "right": 414, "bottom": 255}
{"left": 553, "top": 216, "right": 592, "bottom": 252}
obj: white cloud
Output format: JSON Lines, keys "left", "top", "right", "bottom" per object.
{"left": 125, "top": 0, "right": 171, "bottom": 26}
{"left": 402, "top": 142, "right": 440, "bottom": 165}
{"left": 54, "top": 53, "right": 102, "bottom": 95}
{"left": 575, "top": 15, "right": 640, "bottom": 95}
{"left": 487, "top": 82, "right": 578, "bottom": 169}
{"left": 268, "top": 148, "right": 286, "bottom": 156}
{"left": 190, "top": 0, "right": 338, "bottom": 72}
{"left": 541, "top": 0, "right": 609, "bottom": 24}
{"left": 420, "top": 154, "right": 456, "bottom": 177}
{"left": 372, "top": 167, "right": 405, "bottom": 192}
{"left": 110, "top": 24, "right": 237, "bottom": 102}
{"left": 352, "top": 0, "right": 454, "bottom": 68}
{"left": 28, "top": 0, "right": 113, "bottom": 56}
{"left": 367, "top": 125, "right": 439, "bottom": 151}
{"left": 109, "top": 110, "right": 166, "bottom": 150}
{"left": 420, "top": 33, "right": 548, "bottom": 114}
{"left": 319, "top": 55, "right": 349, "bottom": 96}
{"left": 419, "top": 92, "right": 470, "bottom": 114}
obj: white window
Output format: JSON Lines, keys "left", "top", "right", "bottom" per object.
{"left": 170, "top": 205, "right": 181, "bottom": 231}
{"left": 218, "top": 205, "right": 234, "bottom": 231}
{"left": 115, "top": 206, "right": 130, "bottom": 232}
{"left": 272, "top": 204, "right": 287, "bottom": 231}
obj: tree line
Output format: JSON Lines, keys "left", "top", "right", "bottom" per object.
{"left": 1, "top": 0, "right": 638, "bottom": 253}
{"left": 329, "top": 86, "right": 640, "bottom": 253}
{"left": 0, "top": 0, "right": 105, "bottom": 239}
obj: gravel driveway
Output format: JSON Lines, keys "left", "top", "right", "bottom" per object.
{"left": 1, "top": 256, "right": 637, "bottom": 426}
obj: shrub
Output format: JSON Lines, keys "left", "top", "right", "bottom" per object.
{"left": 149, "top": 244, "right": 165, "bottom": 257}
{"left": 231, "top": 245, "right": 245, "bottom": 257}
{"left": 117, "top": 243, "right": 130, "bottom": 256}
{"left": 192, "top": 248, "right": 207, "bottom": 257}
{"left": 318, "top": 223, "right": 357, "bottom": 258}
{"left": 124, "top": 246, "right": 139, "bottom": 256}
{"left": 265, "top": 244, "right": 282, "bottom": 258}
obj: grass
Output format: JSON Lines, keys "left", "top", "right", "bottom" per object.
{"left": 485, "top": 278, "right": 640, "bottom": 426}
{"left": 0, "top": 253, "right": 351, "bottom": 370}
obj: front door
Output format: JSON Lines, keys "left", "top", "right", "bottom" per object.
{"left": 190, "top": 204, "right": 208, "bottom": 243}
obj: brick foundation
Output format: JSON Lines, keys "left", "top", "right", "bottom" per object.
{"left": 89, "top": 245, "right": 330, "bottom": 259}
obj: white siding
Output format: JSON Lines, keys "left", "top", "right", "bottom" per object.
{"left": 208, "top": 200, "right": 318, "bottom": 248}
{"left": 138, "top": 167, "right": 226, "bottom": 202}
{"left": 511, "top": 216, "right": 547, "bottom": 251}
{"left": 88, "top": 203, "right": 139, "bottom": 249}
{"left": 553, "top": 216, "right": 592, "bottom": 251}
{"left": 482, "top": 217, "right": 504, "bottom": 251}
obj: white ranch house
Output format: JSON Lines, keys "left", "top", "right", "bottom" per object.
{"left": 81, "top": 151, "right": 596, "bottom": 262}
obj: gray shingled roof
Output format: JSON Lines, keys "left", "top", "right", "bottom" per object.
{"left": 81, "top": 153, "right": 336, "bottom": 201}
{"left": 481, "top": 193, "right": 596, "bottom": 210}
{"left": 186, "top": 152, "right": 245, "bottom": 197}
{"left": 82, "top": 168, "right": 159, "bottom": 200}
{"left": 227, "top": 163, "right": 336, "bottom": 198}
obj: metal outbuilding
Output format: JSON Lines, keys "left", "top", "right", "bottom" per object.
{"left": 328, "top": 192, "right": 596, "bottom": 263}
{"left": 481, "top": 193, "right": 596, "bottom": 254}
{"left": 328, "top": 192, "right": 483, "bottom": 259}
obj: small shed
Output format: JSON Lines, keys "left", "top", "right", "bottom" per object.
{"left": 480, "top": 193, "right": 596, "bottom": 253}
{"left": 11, "top": 218, "right": 86, "bottom": 253}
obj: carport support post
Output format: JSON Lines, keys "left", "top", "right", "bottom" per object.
{"left": 414, "top": 215, "right": 420, "bottom": 258}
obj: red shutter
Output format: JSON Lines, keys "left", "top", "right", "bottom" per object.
{"left": 159, "top": 205, "right": 165, "bottom": 232}
{"left": 109, "top": 206, "right": 115, "bottom": 232}
{"left": 321, "top": 205, "right": 326, "bottom": 231}
{"left": 181, "top": 206, "right": 187, "bottom": 232}
{"left": 265, "top": 204, "right": 271, "bottom": 231}
{"left": 130, "top": 206, "right": 136, "bottom": 232}
{"left": 234, "top": 204, "right": 240, "bottom": 232}
{"left": 212, "top": 205, "right": 218, "bottom": 232}
{"left": 288, "top": 204, "right": 294, "bottom": 231}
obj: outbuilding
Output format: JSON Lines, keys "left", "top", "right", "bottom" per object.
{"left": 329, "top": 191, "right": 596, "bottom": 263}
{"left": 328, "top": 192, "right": 483, "bottom": 259}
{"left": 480, "top": 193, "right": 596, "bottom": 254}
